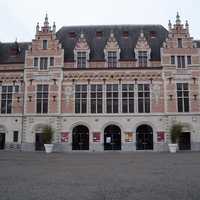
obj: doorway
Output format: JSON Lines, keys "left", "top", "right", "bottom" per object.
{"left": 104, "top": 125, "right": 121, "bottom": 150}
{"left": 72, "top": 125, "right": 89, "bottom": 150}
{"left": 0, "top": 133, "right": 5, "bottom": 149}
{"left": 179, "top": 132, "right": 191, "bottom": 150}
{"left": 35, "top": 133, "right": 45, "bottom": 151}
{"left": 136, "top": 125, "right": 153, "bottom": 150}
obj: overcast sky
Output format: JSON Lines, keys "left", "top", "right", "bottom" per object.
{"left": 0, "top": 0, "right": 199, "bottom": 42}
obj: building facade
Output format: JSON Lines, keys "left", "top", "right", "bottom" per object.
{"left": 0, "top": 13, "right": 200, "bottom": 152}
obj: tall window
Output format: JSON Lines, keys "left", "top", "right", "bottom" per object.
{"left": 171, "top": 56, "right": 175, "bottom": 65}
{"left": 1, "top": 86, "right": 13, "bottom": 114}
{"left": 34, "top": 57, "right": 38, "bottom": 67}
{"left": 138, "top": 84, "right": 150, "bottom": 113}
{"left": 178, "top": 38, "right": 182, "bottom": 48}
{"left": 122, "top": 84, "right": 134, "bottom": 113}
{"left": 106, "top": 84, "right": 118, "bottom": 113}
{"left": 108, "top": 51, "right": 117, "bottom": 68}
{"left": 40, "top": 57, "right": 48, "bottom": 70}
{"left": 187, "top": 56, "right": 192, "bottom": 65}
{"left": 90, "top": 85, "right": 103, "bottom": 113}
{"left": 177, "top": 83, "right": 189, "bottom": 112}
{"left": 43, "top": 40, "right": 48, "bottom": 49}
{"left": 138, "top": 51, "right": 148, "bottom": 67}
{"left": 77, "top": 52, "right": 86, "bottom": 68}
{"left": 50, "top": 57, "right": 54, "bottom": 66}
{"left": 177, "top": 56, "right": 185, "bottom": 68}
{"left": 75, "top": 85, "right": 87, "bottom": 113}
{"left": 36, "top": 85, "right": 48, "bottom": 113}
{"left": 13, "top": 131, "right": 18, "bottom": 142}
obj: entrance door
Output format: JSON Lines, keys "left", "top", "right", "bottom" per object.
{"left": 104, "top": 125, "right": 121, "bottom": 150}
{"left": 72, "top": 125, "right": 89, "bottom": 150}
{"left": 136, "top": 125, "right": 153, "bottom": 150}
{"left": 179, "top": 132, "right": 191, "bottom": 150}
{"left": 0, "top": 133, "right": 5, "bottom": 149}
{"left": 35, "top": 133, "right": 44, "bottom": 151}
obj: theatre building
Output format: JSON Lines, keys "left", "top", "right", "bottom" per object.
{"left": 0, "top": 13, "right": 200, "bottom": 152}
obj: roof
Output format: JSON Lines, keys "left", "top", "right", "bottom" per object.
{"left": 56, "top": 25, "right": 169, "bottom": 61}
{"left": 194, "top": 40, "right": 200, "bottom": 48}
{"left": 0, "top": 42, "right": 30, "bottom": 64}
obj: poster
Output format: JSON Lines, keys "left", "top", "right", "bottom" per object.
{"left": 106, "top": 137, "right": 111, "bottom": 143}
{"left": 157, "top": 132, "right": 165, "bottom": 142}
{"left": 125, "top": 132, "right": 133, "bottom": 142}
{"left": 93, "top": 132, "right": 101, "bottom": 142}
{"left": 61, "top": 132, "right": 69, "bottom": 142}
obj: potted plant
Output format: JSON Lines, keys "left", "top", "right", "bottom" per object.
{"left": 168, "top": 123, "right": 183, "bottom": 153}
{"left": 42, "top": 125, "right": 54, "bottom": 153}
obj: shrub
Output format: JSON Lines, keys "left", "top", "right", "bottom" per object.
{"left": 42, "top": 125, "right": 54, "bottom": 144}
{"left": 170, "top": 123, "right": 183, "bottom": 144}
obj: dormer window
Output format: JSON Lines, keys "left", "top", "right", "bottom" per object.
{"left": 43, "top": 40, "right": 48, "bottom": 49}
{"left": 77, "top": 52, "right": 86, "bottom": 68}
{"left": 108, "top": 51, "right": 117, "bottom": 68}
{"left": 178, "top": 38, "right": 182, "bottom": 48}
{"left": 138, "top": 51, "right": 148, "bottom": 67}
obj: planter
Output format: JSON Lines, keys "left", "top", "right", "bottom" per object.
{"left": 168, "top": 143, "right": 178, "bottom": 153}
{"left": 44, "top": 144, "right": 54, "bottom": 153}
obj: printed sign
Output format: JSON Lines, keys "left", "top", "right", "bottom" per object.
{"left": 106, "top": 137, "right": 111, "bottom": 143}
{"left": 61, "top": 132, "right": 69, "bottom": 142}
{"left": 93, "top": 132, "right": 101, "bottom": 142}
{"left": 157, "top": 132, "right": 165, "bottom": 142}
{"left": 125, "top": 132, "right": 133, "bottom": 142}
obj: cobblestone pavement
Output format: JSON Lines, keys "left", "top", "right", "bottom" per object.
{"left": 0, "top": 151, "right": 200, "bottom": 200}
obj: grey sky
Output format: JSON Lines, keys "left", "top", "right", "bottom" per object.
{"left": 0, "top": 0, "right": 199, "bottom": 42}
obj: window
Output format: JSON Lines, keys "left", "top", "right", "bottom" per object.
{"left": 40, "top": 57, "right": 48, "bottom": 70}
{"left": 13, "top": 131, "right": 18, "bottom": 142}
{"left": 34, "top": 57, "right": 38, "bottom": 67}
{"left": 75, "top": 85, "right": 87, "bottom": 113}
{"left": 50, "top": 57, "right": 54, "bottom": 66}
{"left": 177, "top": 83, "right": 189, "bottom": 112}
{"left": 36, "top": 84, "right": 48, "bottom": 113}
{"left": 108, "top": 51, "right": 117, "bottom": 68}
{"left": 138, "top": 51, "right": 148, "bottom": 67}
{"left": 77, "top": 52, "right": 86, "bottom": 68}
{"left": 171, "top": 56, "right": 175, "bottom": 65}
{"left": 106, "top": 84, "right": 118, "bottom": 113}
{"left": 96, "top": 31, "right": 103, "bottom": 38}
{"left": 43, "top": 40, "right": 48, "bottom": 49}
{"left": 123, "top": 31, "right": 129, "bottom": 38}
{"left": 1, "top": 86, "right": 13, "bottom": 114}
{"left": 138, "top": 84, "right": 150, "bottom": 113}
{"left": 14, "top": 85, "right": 19, "bottom": 93}
{"left": 187, "top": 56, "right": 192, "bottom": 65}
{"left": 69, "top": 32, "right": 76, "bottom": 38}
{"left": 178, "top": 38, "right": 182, "bottom": 48}
{"left": 122, "top": 84, "right": 134, "bottom": 113}
{"left": 90, "top": 85, "right": 103, "bottom": 113}
{"left": 177, "top": 56, "right": 185, "bottom": 68}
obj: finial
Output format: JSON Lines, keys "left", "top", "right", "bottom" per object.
{"left": 140, "top": 29, "right": 144, "bottom": 38}
{"left": 176, "top": 12, "right": 181, "bottom": 25}
{"left": 185, "top": 20, "right": 189, "bottom": 30}
{"left": 80, "top": 32, "right": 84, "bottom": 39}
{"left": 36, "top": 22, "right": 39, "bottom": 33}
{"left": 168, "top": 20, "right": 172, "bottom": 30}
{"left": 53, "top": 21, "right": 56, "bottom": 33}
{"left": 44, "top": 13, "right": 49, "bottom": 27}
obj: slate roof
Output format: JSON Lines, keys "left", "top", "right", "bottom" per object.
{"left": 56, "top": 25, "right": 169, "bottom": 61}
{"left": 194, "top": 40, "right": 200, "bottom": 48}
{"left": 0, "top": 42, "right": 30, "bottom": 64}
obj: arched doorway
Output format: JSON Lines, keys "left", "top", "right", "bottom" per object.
{"left": 35, "top": 125, "right": 45, "bottom": 151}
{"left": 104, "top": 125, "right": 121, "bottom": 150}
{"left": 136, "top": 125, "right": 153, "bottom": 150}
{"left": 0, "top": 126, "right": 6, "bottom": 150}
{"left": 72, "top": 125, "right": 89, "bottom": 150}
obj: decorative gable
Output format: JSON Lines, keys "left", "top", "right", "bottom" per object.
{"left": 104, "top": 32, "right": 121, "bottom": 67}
{"left": 135, "top": 31, "right": 151, "bottom": 50}
{"left": 74, "top": 33, "right": 90, "bottom": 68}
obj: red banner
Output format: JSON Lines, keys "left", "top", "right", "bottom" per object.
{"left": 93, "top": 132, "right": 101, "bottom": 142}
{"left": 61, "top": 132, "right": 69, "bottom": 142}
{"left": 157, "top": 132, "right": 165, "bottom": 142}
